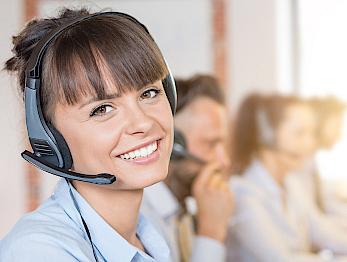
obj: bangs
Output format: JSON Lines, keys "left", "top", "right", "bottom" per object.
{"left": 42, "top": 14, "right": 168, "bottom": 115}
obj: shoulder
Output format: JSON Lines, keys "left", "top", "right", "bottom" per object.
{"left": 141, "top": 182, "right": 179, "bottom": 218}
{"left": 0, "top": 199, "right": 92, "bottom": 261}
{"left": 230, "top": 175, "right": 266, "bottom": 202}
{"left": 229, "top": 175, "right": 273, "bottom": 224}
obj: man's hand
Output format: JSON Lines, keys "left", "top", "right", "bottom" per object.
{"left": 192, "top": 162, "right": 234, "bottom": 243}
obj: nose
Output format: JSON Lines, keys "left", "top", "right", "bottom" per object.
{"left": 215, "top": 143, "right": 231, "bottom": 172}
{"left": 124, "top": 101, "right": 155, "bottom": 137}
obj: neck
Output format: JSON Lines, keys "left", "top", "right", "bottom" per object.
{"left": 72, "top": 181, "right": 143, "bottom": 246}
{"left": 258, "top": 149, "right": 287, "bottom": 187}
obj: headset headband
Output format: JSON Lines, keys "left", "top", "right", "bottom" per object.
{"left": 26, "top": 12, "right": 150, "bottom": 80}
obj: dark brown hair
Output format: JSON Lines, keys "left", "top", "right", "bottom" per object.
{"left": 231, "top": 93, "right": 303, "bottom": 173}
{"left": 175, "top": 74, "right": 225, "bottom": 113}
{"left": 4, "top": 8, "right": 169, "bottom": 121}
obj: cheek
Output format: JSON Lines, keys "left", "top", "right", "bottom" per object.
{"left": 156, "top": 100, "right": 174, "bottom": 143}
{"left": 186, "top": 136, "right": 205, "bottom": 160}
{"left": 276, "top": 129, "right": 301, "bottom": 154}
{"left": 62, "top": 122, "right": 122, "bottom": 172}
{"left": 197, "top": 144, "right": 212, "bottom": 161}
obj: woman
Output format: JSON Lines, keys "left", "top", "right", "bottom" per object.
{"left": 300, "top": 97, "right": 347, "bottom": 229}
{"left": 227, "top": 94, "right": 347, "bottom": 262}
{"left": 0, "top": 8, "right": 175, "bottom": 262}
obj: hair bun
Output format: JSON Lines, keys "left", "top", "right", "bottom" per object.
{"left": 4, "top": 7, "right": 91, "bottom": 91}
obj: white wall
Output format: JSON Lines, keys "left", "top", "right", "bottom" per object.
{"left": 298, "top": 0, "right": 347, "bottom": 181}
{"left": 0, "top": 0, "right": 25, "bottom": 237}
{"left": 227, "top": 0, "right": 294, "bottom": 112}
{"left": 39, "top": 0, "right": 213, "bottom": 78}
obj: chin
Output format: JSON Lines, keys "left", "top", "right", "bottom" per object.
{"left": 144, "top": 176, "right": 166, "bottom": 188}
{"left": 126, "top": 167, "right": 169, "bottom": 190}
{"left": 145, "top": 168, "right": 169, "bottom": 187}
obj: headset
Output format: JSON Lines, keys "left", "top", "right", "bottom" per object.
{"left": 171, "top": 129, "right": 205, "bottom": 164}
{"left": 21, "top": 11, "right": 177, "bottom": 185}
{"left": 256, "top": 107, "right": 275, "bottom": 148}
{"left": 256, "top": 105, "right": 303, "bottom": 159}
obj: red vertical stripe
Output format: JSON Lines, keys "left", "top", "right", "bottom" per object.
{"left": 24, "top": 0, "right": 40, "bottom": 212}
{"left": 212, "top": 0, "right": 229, "bottom": 89}
{"left": 24, "top": 0, "right": 38, "bottom": 22}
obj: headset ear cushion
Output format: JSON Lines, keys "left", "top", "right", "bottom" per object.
{"left": 48, "top": 124, "right": 73, "bottom": 169}
{"left": 162, "top": 74, "right": 177, "bottom": 115}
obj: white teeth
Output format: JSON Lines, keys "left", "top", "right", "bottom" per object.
{"left": 140, "top": 148, "right": 147, "bottom": 157}
{"left": 129, "top": 152, "right": 135, "bottom": 158}
{"left": 119, "top": 141, "right": 158, "bottom": 160}
{"left": 153, "top": 142, "right": 158, "bottom": 151}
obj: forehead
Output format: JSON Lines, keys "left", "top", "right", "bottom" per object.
{"left": 185, "top": 97, "right": 227, "bottom": 137}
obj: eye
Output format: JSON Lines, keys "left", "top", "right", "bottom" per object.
{"left": 140, "top": 88, "right": 162, "bottom": 100}
{"left": 90, "top": 104, "right": 114, "bottom": 117}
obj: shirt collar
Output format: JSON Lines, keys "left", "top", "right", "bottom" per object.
{"left": 136, "top": 213, "right": 171, "bottom": 260}
{"left": 244, "top": 159, "right": 282, "bottom": 197}
{"left": 143, "top": 182, "right": 180, "bottom": 219}
{"left": 53, "top": 179, "right": 170, "bottom": 262}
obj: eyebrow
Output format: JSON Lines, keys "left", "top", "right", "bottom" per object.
{"left": 78, "top": 82, "right": 161, "bottom": 109}
{"left": 79, "top": 92, "right": 122, "bottom": 109}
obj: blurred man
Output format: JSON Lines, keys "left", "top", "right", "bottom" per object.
{"left": 141, "top": 75, "right": 233, "bottom": 262}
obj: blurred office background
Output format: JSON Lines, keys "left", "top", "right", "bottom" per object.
{"left": 1, "top": 0, "right": 347, "bottom": 238}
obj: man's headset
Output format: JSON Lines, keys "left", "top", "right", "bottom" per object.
{"left": 21, "top": 12, "right": 177, "bottom": 185}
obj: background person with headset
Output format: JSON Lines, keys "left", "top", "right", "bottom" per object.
{"left": 305, "top": 97, "right": 347, "bottom": 218}
{"left": 0, "top": 8, "right": 176, "bottom": 262}
{"left": 141, "top": 75, "right": 234, "bottom": 262}
{"left": 227, "top": 94, "right": 347, "bottom": 262}
{"left": 292, "top": 97, "right": 347, "bottom": 232}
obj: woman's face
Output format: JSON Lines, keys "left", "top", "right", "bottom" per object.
{"left": 274, "top": 103, "right": 316, "bottom": 171}
{"left": 53, "top": 80, "right": 174, "bottom": 190}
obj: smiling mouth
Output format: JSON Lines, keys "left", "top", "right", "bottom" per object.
{"left": 117, "top": 140, "right": 159, "bottom": 161}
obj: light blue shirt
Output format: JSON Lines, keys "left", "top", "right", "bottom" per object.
{"left": 227, "top": 159, "right": 347, "bottom": 262}
{"left": 0, "top": 179, "right": 171, "bottom": 262}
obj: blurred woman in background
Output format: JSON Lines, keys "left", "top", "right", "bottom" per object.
{"left": 296, "top": 97, "right": 347, "bottom": 228}
{"left": 227, "top": 94, "right": 347, "bottom": 262}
